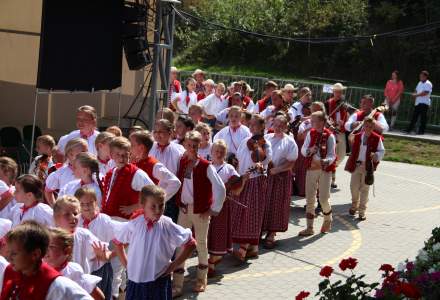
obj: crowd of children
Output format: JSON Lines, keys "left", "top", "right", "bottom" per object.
{"left": 0, "top": 68, "right": 388, "bottom": 299}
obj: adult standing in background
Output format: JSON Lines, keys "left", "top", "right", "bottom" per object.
{"left": 193, "top": 69, "right": 207, "bottom": 95}
{"left": 384, "top": 70, "right": 404, "bottom": 130}
{"left": 405, "top": 70, "right": 433, "bottom": 135}
{"left": 168, "top": 66, "right": 182, "bottom": 108}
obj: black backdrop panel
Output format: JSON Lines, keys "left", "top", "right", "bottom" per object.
{"left": 37, "top": 0, "right": 123, "bottom": 91}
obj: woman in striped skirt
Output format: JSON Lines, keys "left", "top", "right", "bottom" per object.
{"left": 263, "top": 115, "right": 298, "bottom": 248}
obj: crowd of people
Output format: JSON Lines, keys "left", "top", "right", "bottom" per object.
{"left": 0, "top": 67, "right": 433, "bottom": 300}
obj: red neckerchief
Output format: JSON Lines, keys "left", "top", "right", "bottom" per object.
{"left": 145, "top": 217, "right": 158, "bottom": 231}
{"left": 79, "top": 180, "right": 92, "bottom": 186}
{"left": 98, "top": 157, "right": 110, "bottom": 164}
{"left": 54, "top": 260, "right": 69, "bottom": 272}
{"left": 82, "top": 213, "right": 99, "bottom": 229}
{"left": 20, "top": 202, "right": 38, "bottom": 221}
{"left": 230, "top": 124, "right": 241, "bottom": 133}
{"left": 158, "top": 143, "right": 169, "bottom": 152}
{"left": 185, "top": 95, "right": 191, "bottom": 106}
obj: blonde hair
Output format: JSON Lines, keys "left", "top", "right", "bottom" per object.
{"left": 195, "top": 123, "right": 212, "bottom": 135}
{"left": 212, "top": 139, "right": 227, "bottom": 152}
{"left": 53, "top": 195, "right": 80, "bottom": 215}
{"left": 77, "top": 105, "right": 97, "bottom": 120}
{"left": 156, "top": 108, "right": 175, "bottom": 124}
{"left": 229, "top": 105, "right": 242, "bottom": 115}
{"left": 74, "top": 153, "right": 103, "bottom": 192}
{"left": 217, "top": 82, "right": 226, "bottom": 93}
{"left": 36, "top": 135, "right": 56, "bottom": 150}
{"left": 106, "top": 126, "right": 122, "bottom": 137}
{"left": 110, "top": 136, "right": 131, "bottom": 152}
{"left": 184, "top": 131, "right": 202, "bottom": 143}
{"left": 0, "top": 157, "right": 18, "bottom": 184}
{"left": 49, "top": 227, "right": 74, "bottom": 260}
{"left": 64, "top": 138, "right": 88, "bottom": 158}
{"left": 311, "top": 111, "right": 326, "bottom": 122}
{"left": 74, "top": 187, "right": 98, "bottom": 203}
{"left": 129, "top": 130, "right": 154, "bottom": 152}
{"left": 140, "top": 185, "right": 165, "bottom": 205}
{"left": 189, "top": 104, "right": 203, "bottom": 115}
{"left": 311, "top": 101, "right": 327, "bottom": 115}
{"left": 95, "top": 131, "right": 115, "bottom": 149}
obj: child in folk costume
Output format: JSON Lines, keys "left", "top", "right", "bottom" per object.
{"left": 171, "top": 77, "right": 198, "bottom": 114}
{"left": 232, "top": 115, "right": 272, "bottom": 260}
{"left": 197, "top": 79, "right": 215, "bottom": 101}
{"left": 254, "top": 81, "right": 278, "bottom": 113}
{"left": 155, "top": 107, "right": 176, "bottom": 125}
{"left": 59, "top": 153, "right": 103, "bottom": 208}
{"left": 44, "top": 227, "right": 105, "bottom": 300}
{"left": 172, "top": 131, "right": 226, "bottom": 296}
{"left": 114, "top": 185, "right": 196, "bottom": 299}
{"left": 214, "top": 92, "right": 244, "bottom": 130}
{"left": 207, "top": 140, "right": 248, "bottom": 276}
{"left": 213, "top": 106, "right": 251, "bottom": 156}
{"left": 195, "top": 123, "right": 213, "bottom": 161}
{"left": 1, "top": 221, "right": 93, "bottom": 299}
{"left": 76, "top": 188, "right": 123, "bottom": 300}
{"left": 262, "top": 115, "right": 298, "bottom": 248}
{"left": 102, "top": 137, "right": 154, "bottom": 220}
{"left": 168, "top": 66, "right": 182, "bottom": 108}
{"left": 174, "top": 115, "right": 195, "bottom": 145}
{"left": 45, "top": 138, "right": 88, "bottom": 206}
{"left": 0, "top": 157, "right": 18, "bottom": 219}
{"left": 188, "top": 103, "right": 204, "bottom": 124}
{"left": 0, "top": 218, "right": 12, "bottom": 285}
{"left": 95, "top": 132, "right": 115, "bottom": 179}
{"left": 28, "top": 135, "right": 56, "bottom": 182}
{"left": 345, "top": 94, "right": 389, "bottom": 134}
{"left": 11, "top": 174, "right": 53, "bottom": 228}
{"left": 199, "top": 83, "right": 228, "bottom": 127}
{"left": 150, "top": 119, "right": 185, "bottom": 222}
{"left": 345, "top": 117, "right": 385, "bottom": 221}
{"left": 129, "top": 130, "right": 181, "bottom": 201}
{"left": 259, "top": 90, "right": 287, "bottom": 131}
{"left": 299, "top": 111, "right": 337, "bottom": 236}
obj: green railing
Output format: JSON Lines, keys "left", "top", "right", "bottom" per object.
{"left": 180, "top": 71, "right": 440, "bottom": 132}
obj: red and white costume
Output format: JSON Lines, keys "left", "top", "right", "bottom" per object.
{"left": 10, "top": 202, "right": 53, "bottom": 228}
{"left": 59, "top": 262, "right": 102, "bottom": 295}
{"left": 174, "top": 90, "right": 198, "bottom": 114}
{"left": 0, "top": 181, "right": 15, "bottom": 219}
{"left": 57, "top": 130, "right": 100, "bottom": 156}
{"left": 345, "top": 110, "right": 389, "bottom": 133}
{"left": 59, "top": 179, "right": 103, "bottom": 208}
{"left": 199, "top": 94, "right": 228, "bottom": 116}
{"left": 45, "top": 164, "right": 75, "bottom": 194}
{"left": 213, "top": 125, "right": 251, "bottom": 155}
{"left": 149, "top": 142, "right": 185, "bottom": 175}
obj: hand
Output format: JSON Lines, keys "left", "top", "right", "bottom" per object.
{"left": 351, "top": 121, "right": 361, "bottom": 130}
{"left": 370, "top": 153, "right": 379, "bottom": 162}
{"left": 199, "top": 210, "right": 212, "bottom": 220}
{"left": 309, "top": 146, "right": 318, "bottom": 156}
{"left": 269, "top": 167, "right": 278, "bottom": 175}
{"left": 411, "top": 93, "right": 417, "bottom": 98}
{"left": 119, "top": 204, "right": 140, "bottom": 216}
{"left": 92, "top": 241, "right": 110, "bottom": 261}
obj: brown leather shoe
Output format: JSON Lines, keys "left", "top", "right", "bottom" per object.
{"left": 349, "top": 208, "right": 357, "bottom": 216}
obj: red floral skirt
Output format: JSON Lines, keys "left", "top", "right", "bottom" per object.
{"left": 208, "top": 200, "right": 232, "bottom": 256}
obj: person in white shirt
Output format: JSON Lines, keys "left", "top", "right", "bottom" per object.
{"left": 0, "top": 218, "right": 11, "bottom": 290}
{"left": 405, "top": 70, "right": 433, "bottom": 135}
{"left": 199, "top": 83, "right": 228, "bottom": 127}
{"left": 0, "top": 157, "right": 18, "bottom": 219}
{"left": 94, "top": 131, "right": 116, "bottom": 180}
{"left": 57, "top": 105, "right": 100, "bottom": 157}
{"left": 345, "top": 95, "right": 389, "bottom": 134}
{"left": 174, "top": 115, "right": 195, "bottom": 145}
{"left": 28, "top": 135, "right": 56, "bottom": 182}
{"left": 288, "top": 87, "right": 312, "bottom": 122}
{"left": 171, "top": 77, "right": 198, "bottom": 114}
{"left": 259, "top": 90, "right": 287, "bottom": 131}
{"left": 214, "top": 92, "right": 245, "bottom": 129}
{"left": 195, "top": 123, "right": 213, "bottom": 161}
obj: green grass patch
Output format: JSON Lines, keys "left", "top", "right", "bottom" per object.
{"left": 383, "top": 137, "right": 440, "bottom": 168}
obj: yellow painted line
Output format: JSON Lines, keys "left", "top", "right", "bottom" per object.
{"left": 222, "top": 215, "right": 362, "bottom": 281}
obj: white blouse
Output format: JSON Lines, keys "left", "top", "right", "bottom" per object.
{"left": 79, "top": 213, "right": 122, "bottom": 243}
{"left": 265, "top": 133, "right": 298, "bottom": 167}
{"left": 213, "top": 163, "right": 239, "bottom": 183}
{"left": 10, "top": 203, "right": 54, "bottom": 228}
{"left": 199, "top": 93, "right": 228, "bottom": 116}
{"left": 236, "top": 137, "right": 272, "bottom": 178}
{"left": 213, "top": 125, "right": 251, "bottom": 155}
{"left": 174, "top": 91, "right": 198, "bottom": 114}
{"left": 149, "top": 142, "right": 185, "bottom": 175}
{"left": 198, "top": 143, "right": 212, "bottom": 161}
{"left": 57, "top": 130, "right": 100, "bottom": 156}
{"left": 0, "top": 181, "right": 15, "bottom": 219}
{"left": 73, "top": 227, "right": 107, "bottom": 274}
{"left": 45, "top": 164, "right": 76, "bottom": 192}
{"left": 59, "top": 179, "right": 103, "bottom": 208}
{"left": 150, "top": 161, "right": 181, "bottom": 201}
{"left": 61, "top": 262, "right": 102, "bottom": 294}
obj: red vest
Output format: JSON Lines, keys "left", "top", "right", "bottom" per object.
{"left": 304, "top": 128, "right": 337, "bottom": 172}
{"left": 102, "top": 164, "right": 140, "bottom": 219}
{"left": 175, "top": 157, "right": 213, "bottom": 214}
{"left": 197, "top": 92, "right": 206, "bottom": 101}
{"left": 345, "top": 132, "right": 382, "bottom": 173}
{"left": 1, "top": 262, "right": 60, "bottom": 300}
{"left": 257, "top": 96, "right": 271, "bottom": 112}
{"left": 135, "top": 156, "right": 160, "bottom": 185}
{"left": 328, "top": 98, "right": 348, "bottom": 133}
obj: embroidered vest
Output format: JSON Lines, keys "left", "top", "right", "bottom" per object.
{"left": 345, "top": 132, "right": 381, "bottom": 173}
{"left": 175, "top": 157, "right": 213, "bottom": 214}
{"left": 0, "top": 262, "right": 60, "bottom": 300}
{"left": 102, "top": 164, "right": 140, "bottom": 219}
{"left": 304, "top": 128, "right": 337, "bottom": 172}
{"left": 135, "top": 156, "right": 160, "bottom": 185}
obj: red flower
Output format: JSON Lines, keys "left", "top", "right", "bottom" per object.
{"left": 295, "top": 291, "right": 310, "bottom": 300}
{"left": 401, "top": 282, "right": 421, "bottom": 298}
{"left": 319, "top": 266, "right": 334, "bottom": 277}
{"left": 339, "top": 257, "right": 358, "bottom": 271}
{"left": 379, "top": 264, "right": 394, "bottom": 273}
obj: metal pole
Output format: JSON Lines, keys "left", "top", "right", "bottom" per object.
{"left": 117, "top": 88, "right": 122, "bottom": 126}
{"left": 29, "top": 88, "right": 40, "bottom": 165}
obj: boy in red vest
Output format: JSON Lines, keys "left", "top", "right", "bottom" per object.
{"left": 1, "top": 220, "right": 92, "bottom": 299}
{"left": 345, "top": 117, "right": 385, "bottom": 220}
{"left": 172, "top": 131, "right": 226, "bottom": 297}
{"left": 255, "top": 81, "right": 278, "bottom": 113}
{"left": 299, "top": 111, "right": 337, "bottom": 236}
{"left": 102, "top": 137, "right": 154, "bottom": 221}
{"left": 129, "top": 130, "right": 181, "bottom": 202}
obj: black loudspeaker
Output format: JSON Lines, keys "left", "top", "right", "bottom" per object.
{"left": 37, "top": 0, "right": 123, "bottom": 91}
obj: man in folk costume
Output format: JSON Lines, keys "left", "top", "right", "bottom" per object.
{"left": 345, "top": 94, "right": 389, "bottom": 134}
{"left": 326, "top": 83, "right": 348, "bottom": 189}
{"left": 345, "top": 117, "right": 385, "bottom": 220}
{"left": 192, "top": 69, "right": 206, "bottom": 95}
{"left": 254, "top": 81, "right": 278, "bottom": 113}
{"left": 299, "top": 111, "right": 337, "bottom": 236}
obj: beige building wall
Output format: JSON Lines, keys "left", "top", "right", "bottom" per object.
{"left": 0, "top": 0, "right": 152, "bottom": 139}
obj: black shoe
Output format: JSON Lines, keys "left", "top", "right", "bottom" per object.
{"left": 331, "top": 183, "right": 338, "bottom": 189}
{"left": 358, "top": 215, "right": 366, "bottom": 221}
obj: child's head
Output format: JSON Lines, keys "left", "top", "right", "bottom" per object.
{"left": 65, "top": 138, "right": 88, "bottom": 163}
{"left": 264, "top": 81, "right": 278, "bottom": 96}
{"left": 44, "top": 227, "right": 73, "bottom": 269}
{"left": 53, "top": 196, "right": 80, "bottom": 232}
{"left": 75, "top": 188, "right": 99, "bottom": 218}
{"left": 273, "top": 115, "right": 288, "bottom": 134}
{"left": 129, "top": 125, "right": 144, "bottom": 135}
{"left": 188, "top": 104, "right": 203, "bottom": 123}
{"left": 153, "top": 119, "right": 174, "bottom": 145}
{"left": 203, "top": 79, "right": 215, "bottom": 94}
{"left": 211, "top": 139, "right": 227, "bottom": 163}
{"left": 76, "top": 105, "right": 97, "bottom": 133}
{"left": 215, "top": 83, "right": 226, "bottom": 97}
{"left": 14, "top": 174, "right": 44, "bottom": 204}
{"left": 183, "top": 131, "right": 202, "bottom": 158}
{"left": 228, "top": 106, "right": 242, "bottom": 126}
{"left": 271, "top": 90, "right": 285, "bottom": 109}
{"left": 109, "top": 137, "right": 131, "bottom": 168}
{"left": 311, "top": 111, "right": 326, "bottom": 129}
{"left": 6, "top": 220, "right": 50, "bottom": 273}
{"left": 36, "top": 135, "right": 56, "bottom": 156}
{"left": 95, "top": 131, "right": 115, "bottom": 161}
{"left": 249, "top": 114, "right": 265, "bottom": 135}
{"left": 0, "top": 156, "right": 18, "bottom": 185}
{"left": 175, "top": 115, "right": 195, "bottom": 140}
{"left": 105, "top": 126, "right": 122, "bottom": 137}
{"left": 194, "top": 123, "right": 212, "bottom": 147}
{"left": 184, "top": 77, "right": 197, "bottom": 92}
{"left": 241, "top": 111, "right": 252, "bottom": 127}
{"left": 155, "top": 108, "right": 175, "bottom": 124}
{"left": 129, "top": 130, "right": 154, "bottom": 159}
{"left": 311, "top": 101, "right": 326, "bottom": 114}
{"left": 363, "top": 117, "right": 376, "bottom": 134}
{"left": 140, "top": 185, "right": 166, "bottom": 221}
{"left": 73, "top": 152, "right": 99, "bottom": 181}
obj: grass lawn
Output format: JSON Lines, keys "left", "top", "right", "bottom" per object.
{"left": 383, "top": 137, "right": 440, "bottom": 168}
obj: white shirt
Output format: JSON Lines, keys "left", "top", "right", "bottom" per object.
{"left": 199, "top": 93, "right": 228, "bottom": 116}
{"left": 57, "top": 130, "right": 100, "bottom": 155}
{"left": 174, "top": 91, "right": 198, "bottom": 114}
{"left": 213, "top": 163, "right": 239, "bottom": 183}
{"left": 0, "top": 181, "right": 15, "bottom": 219}
{"left": 213, "top": 125, "right": 251, "bottom": 155}
{"left": 115, "top": 215, "right": 192, "bottom": 283}
{"left": 301, "top": 130, "right": 336, "bottom": 165}
{"left": 46, "top": 276, "right": 94, "bottom": 300}
{"left": 236, "top": 137, "right": 273, "bottom": 178}
{"left": 356, "top": 132, "right": 385, "bottom": 162}
{"left": 59, "top": 179, "right": 103, "bottom": 208}
{"left": 45, "top": 164, "right": 76, "bottom": 192}
{"left": 259, "top": 105, "right": 278, "bottom": 130}
{"left": 344, "top": 112, "right": 389, "bottom": 133}
{"left": 198, "top": 143, "right": 212, "bottom": 161}
{"left": 149, "top": 161, "right": 181, "bottom": 201}
{"left": 298, "top": 119, "right": 312, "bottom": 135}
{"left": 73, "top": 227, "right": 105, "bottom": 274}
{"left": 0, "top": 218, "right": 12, "bottom": 238}
{"left": 61, "top": 262, "right": 102, "bottom": 294}
{"left": 181, "top": 161, "right": 226, "bottom": 213}
{"left": 415, "top": 80, "right": 433, "bottom": 106}
{"left": 150, "top": 142, "right": 185, "bottom": 175}
{"left": 288, "top": 101, "right": 304, "bottom": 121}
{"left": 10, "top": 203, "right": 54, "bottom": 228}
{"left": 265, "top": 133, "right": 298, "bottom": 167}
{"left": 215, "top": 107, "right": 230, "bottom": 125}
{"left": 98, "top": 159, "right": 115, "bottom": 180}
{"left": 79, "top": 213, "right": 122, "bottom": 243}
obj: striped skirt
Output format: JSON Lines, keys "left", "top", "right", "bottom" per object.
{"left": 126, "top": 276, "right": 172, "bottom": 300}
{"left": 294, "top": 139, "right": 307, "bottom": 197}
{"left": 91, "top": 262, "right": 113, "bottom": 300}
{"left": 231, "top": 176, "right": 268, "bottom": 245}
{"left": 208, "top": 199, "right": 232, "bottom": 256}
{"left": 263, "top": 171, "right": 293, "bottom": 232}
